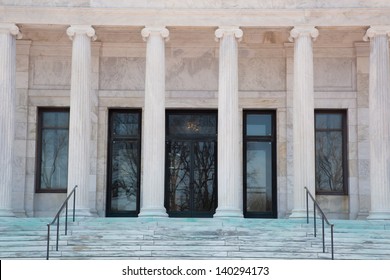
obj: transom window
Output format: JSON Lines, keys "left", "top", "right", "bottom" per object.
{"left": 36, "top": 108, "right": 70, "bottom": 192}
{"left": 315, "top": 110, "right": 348, "bottom": 195}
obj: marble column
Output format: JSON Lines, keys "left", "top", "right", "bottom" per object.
{"left": 66, "top": 25, "right": 96, "bottom": 216}
{"left": 289, "top": 26, "right": 319, "bottom": 218}
{"left": 214, "top": 26, "right": 243, "bottom": 218}
{"left": 364, "top": 26, "right": 390, "bottom": 220}
{"left": 0, "top": 24, "right": 21, "bottom": 217}
{"left": 139, "top": 27, "right": 169, "bottom": 217}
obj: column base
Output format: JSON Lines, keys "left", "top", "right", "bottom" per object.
{"left": 0, "top": 209, "right": 15, "bottom": 217}
{"left": 357, "top": 211, "right": 369, "bottom": 220}
{"left": 289, "top": 209, "right": 308, "bottom": 219}
{"left": 214, "top": 208, "right": 243, "bottom": 218}
{"left": 74, "top": 208, "right": 96, "bottom": 218}
{"left": 367, "top": 211, "right": 390, "bottom": 220}
{"left": 139, "top": 208, "right": 168, "bottom": 218}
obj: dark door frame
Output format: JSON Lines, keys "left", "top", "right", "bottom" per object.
{"left": 106, "top": 109, "right": 142, "bottom": 217}
{"left": 165, "top": 110, "right": 218, "bottom": 217}
{"left": 243, "top": 110, "right": 277, "bottom": 218}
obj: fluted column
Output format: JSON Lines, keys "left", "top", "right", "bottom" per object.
{"left": 364, "top": 26, "right": 390, "bottom": 220}
{"left": 0, "top": 24, "right": 21, "bottom": 217}
{"left": 139, "top": 27, "right": 169, "bottom": 217}
{"left": 289, "top": 26, "right": 319, "bottom": 218}
{"left": 66, "top": 25, "right": 96, "bottom": 216}
{"left": 214, "top": 26, "right": 243, "bottom": 218}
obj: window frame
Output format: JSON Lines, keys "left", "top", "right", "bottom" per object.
{"left": 165, "top": 110, "right": 218, "bottom": 218}
{"left": 35, "top": 107, "right": 70, "bottom": 193}
{"left": 106, "top": 109, "right": 142, "bottom": 217}
{"left": 314, "top": 109, "right": 349, "bottom": 195}
{"left": 243, "top": 110, "right": 277, "bottom": 218}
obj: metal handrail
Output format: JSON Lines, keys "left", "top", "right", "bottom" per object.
{"left": 304, "top": 187, "right": 335, "bottom": 260}
{"left": 46, "top": 185, "right": 78, "bottom": 260}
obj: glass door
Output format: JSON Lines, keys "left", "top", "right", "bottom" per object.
{"left": 193, "top": 141, "right": 217, "bottom": 213}
{"left": 106, "top": 110, "right": 141, "bottom": 217}
{"left": 166, "top": 141, "right": 191, "bottom": 212}
{"left": 166, "top": 111, "right": 217, "bottom": 217}
{"left": 244, "top": 111, "right": 277, "bottom": 218}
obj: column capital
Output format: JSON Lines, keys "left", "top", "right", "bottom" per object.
{"left": 67, "top": 25, "right": 96, "bottom": 41}
{"left": 141, "top": 26, "right": 169, "bottom": 42}
{"left": 363, "top": 26, "right": 390, "bottom": 41}
{"left": 0, "top": 23, "right": 22, "bottom": 39}
{"left": 215, "top": 26, "right": 243, "bottom": 42}
{"left": 289, "top": 26, "right": 318, "bottom": 42}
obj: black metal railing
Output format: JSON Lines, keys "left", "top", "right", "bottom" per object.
{"left": 46, "top": 185, "right": 78, "bottom": 260}
{"left": 304, "top": 187, "right": 334, "bottom": 260}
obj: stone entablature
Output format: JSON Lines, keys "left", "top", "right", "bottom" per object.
{"left": 3, "top": 0, "right": 390, "bottom": 9}
{"left": 1, "top": 1, "right": 390, "bottom": 27}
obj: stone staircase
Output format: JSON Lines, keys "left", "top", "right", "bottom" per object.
{"left": 1, "top": 217, "right": 390, "bottom": 260}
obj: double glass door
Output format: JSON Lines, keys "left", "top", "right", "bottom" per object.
{"left": 166, "top": 111, "right": 217, "bottom": 217}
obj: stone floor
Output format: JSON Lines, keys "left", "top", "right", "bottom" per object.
{"left": 0, "top": 217, "right": 390, "bottom": 260}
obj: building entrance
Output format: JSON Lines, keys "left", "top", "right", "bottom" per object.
{"left": 106, "top": 110, "right": 141, "bottom": 217}
{"left": 243, "top": 111, "right": 277, "bottom": 218}
{"left": 165, "top": 111, "right": 217, "bottom": 217}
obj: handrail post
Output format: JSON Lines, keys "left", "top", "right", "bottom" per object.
{"left": 65, "top": 201, "right": 68, "bottom": 235}
{"left": 322, "top": 216, "right": 325, "bottom": 253}
{"left": 313, "top": 202, "right": 316, "bottom": 237}
{"left": 56, "top": 216, "right": 60, "bottom": 251}
{"left": 73, "top": 185, "right": 77, "bottom": 222}
{"left": 331, "top": 224, "right": 334, "bottom": 260}
{"left": 306, "top": 187, "right": 309, "bottom": 224}
{"left": 46, "top": 224, "right": 50, "bottom": 260}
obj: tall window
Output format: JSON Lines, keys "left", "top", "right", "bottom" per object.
{"left": 243, "top": 111, "right": 277, "bottom": 218}
{"left": 106, "top": 110, "right": 141, "bottom": 217}
{"left": 36, "top": 108, "right": 70, "bottom": 192}
{"left": 315, "top": 110, "right": 348, "bottom": 194}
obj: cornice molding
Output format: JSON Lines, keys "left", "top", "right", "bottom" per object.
{"left": 2, "top": 7, "right": 390, "bottom": 27}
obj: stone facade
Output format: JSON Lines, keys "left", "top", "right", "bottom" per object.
{"left": 1, "top": 1, "right": 390, "bottom": 219}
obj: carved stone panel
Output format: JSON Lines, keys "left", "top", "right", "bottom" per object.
{"left": 30, "top": 56, "right": 71, "bottom": 89}
{"left": 166, "top": 50, "right": 218, "bottom": 91}
{"left": 99, "top": 57, "right": 146, "bottom": 90}
{"left": 239, "top": 57, "right": 286, "bottom": 91}
{"left": 314, "top": 57, "right": 355, "bottom": 91}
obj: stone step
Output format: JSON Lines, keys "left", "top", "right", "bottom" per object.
{"left": 1, "top": 218, "right": 390, "bottom": 260}
{"left": 0, "top": 240, "right": 67, "bottom": 247}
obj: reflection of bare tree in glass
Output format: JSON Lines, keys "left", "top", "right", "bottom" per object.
{"left": 193, "top": 142, "right": 216, "bottom": 211}
{"left": 246, "top": 143, "right": 270, "bottom": 211}
{"left": 113, "top": 113, "right": 139, "bottom": 136}
{"left": 316, "top": 132, "right": 343, "bottom": 192}
{"left": 110, "top": 113, "right": 140, "bottom": 206}
{"left": 112, "top": 142, "right": 138, "bottom": 201}
{"left": 168, "top": 142, "right": 190, "bottom": 211}
{"left": 41, "top": 131, "right": 68, "bottom": 189}
{"left": 167, "top": 113, "right": 217, "bottom": 212}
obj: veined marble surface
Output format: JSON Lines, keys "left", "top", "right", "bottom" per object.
{"left": 1, "top": 1, "right": 390, "bottom": 27}
{"left": 2, "top": 0, "right": 390, "bottom": 9}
